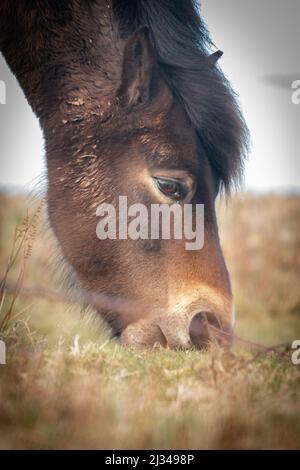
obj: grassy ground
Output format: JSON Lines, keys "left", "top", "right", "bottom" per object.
{"left": 0, "top": 191, "right": 300, "bottom": 449}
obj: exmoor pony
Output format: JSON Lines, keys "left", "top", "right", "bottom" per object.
{"left": 0, "top": 1, "right": 248, "bottom": 348}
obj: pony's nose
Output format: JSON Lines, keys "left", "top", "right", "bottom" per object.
{"left": 189, "top": 311, "right": 221, "bottom": 349}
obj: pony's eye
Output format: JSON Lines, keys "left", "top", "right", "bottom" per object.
{"left": 154, "top": 177, "right": 186, "bottom": 200}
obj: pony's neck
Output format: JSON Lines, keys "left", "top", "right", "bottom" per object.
{"left": 0, "top": 0, "right": 123, "bottom": 126}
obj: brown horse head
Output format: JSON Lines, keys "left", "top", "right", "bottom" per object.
{"left": 0, "top": 0, "right": 249, "bottom": 348}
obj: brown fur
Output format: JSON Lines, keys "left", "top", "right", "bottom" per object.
{"left": 0, "top": 1, "right": 248, "bottom": 348}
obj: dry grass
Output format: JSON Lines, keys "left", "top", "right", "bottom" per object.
{"left": 0, "top": 191, "right": 300, "bottom": 449}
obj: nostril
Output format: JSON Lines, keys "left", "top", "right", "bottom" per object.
{"left": 189, "top": 311, "right": 221, "bottom": 349}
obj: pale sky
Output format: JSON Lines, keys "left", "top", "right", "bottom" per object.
{"left": 0, "top": 0, "right": 299, "bottom": 193}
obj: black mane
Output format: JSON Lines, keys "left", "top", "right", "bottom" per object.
{"left": 113, "top": 0, "right": 249, "bottom": 190}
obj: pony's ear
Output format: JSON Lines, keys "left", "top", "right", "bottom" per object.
{"left": 118, "top": 26, "right": 156, "bottom": 107}
{"left": 207, "top": 50, "right": 223, "bottom": 66}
